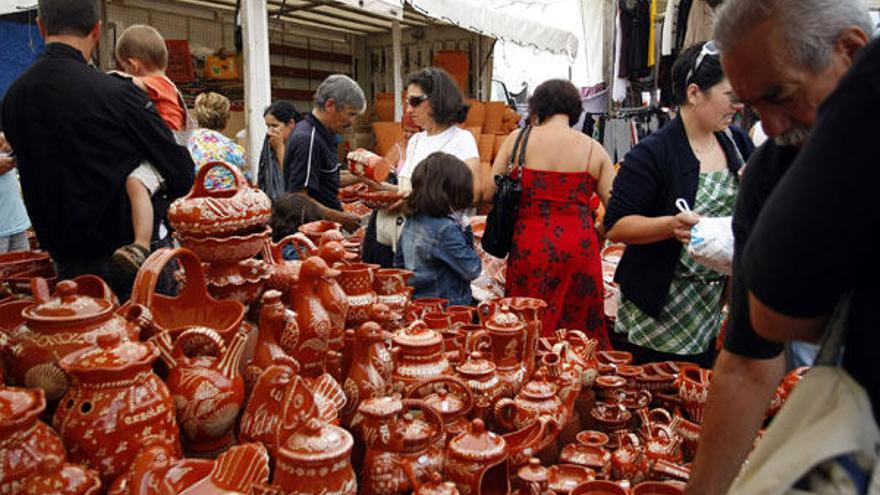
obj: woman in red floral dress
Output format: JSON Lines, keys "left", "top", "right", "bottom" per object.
{"left": 486, "top": 80, "right": 616, "bottom": 349}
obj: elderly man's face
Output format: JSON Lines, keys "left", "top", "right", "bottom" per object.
{"left": 722, "top": 20, "right": 857, "bottom": 147}
{"left": 325, "top": 99, "right": 363, "bottom": 134}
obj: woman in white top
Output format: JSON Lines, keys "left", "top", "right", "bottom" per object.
{"left": 373, "top": 67, "right": 480, "bottom": 256}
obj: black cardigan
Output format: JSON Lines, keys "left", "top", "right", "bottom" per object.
{"left": 603, "top": 117, "right": 754, "bottom": 319}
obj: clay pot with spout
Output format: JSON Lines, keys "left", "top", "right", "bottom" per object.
{"left": 341, "top": 320, "right": 394, "bottom": 428}
{"left": 272, "top": 375, "right": 357, "bottom": 495}
{"left": 290, "top": 256, "right": 338, "bottom": 377}
{"left": 392, "top": 321, "right": 452, "bottom": 393}
{"left": 479, "top": 297, "right": 546, "bottom": 376}
{"left": 444, "top": 418, "right": 509, "bottom": 495}
{"left": 247, "top": 290, "right": 300, "bottom": 388}
{"left": 611, "top": 432, "right": 649, "bottom": 483}
{"left": 408, "top": 375, "right": 474, "bottom": 444}
{"left": 360, "top": 398, "right": 446, "bottom": 495}
{"left": 495, "top": 369, "right": 567, "bottom": 432}
{"left": 456, "top": 351, "right": 509, "bottom": 422}
{"left": 2, "top": 278, "right": 144, "bottom": 402}
{"left": 374, "top": 268, "right": 414, "bottom": 315}
{"left": 54, "top": 332, "right": 181, "bottom": 484}
{"left": 482, "top": 306, "right": 530, "bottom": 395}
{"left": 153, "top": 326, "right": 248, "bottom": 454}
{"left": 0, "top": 386, "right": 68, "bottom": 494}
{"left": 337, "top": 263, "right": 379, "bottom": 328}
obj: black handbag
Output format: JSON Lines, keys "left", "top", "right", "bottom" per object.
{"left": 481, "top": 125, "right": 532, "bottom": 258}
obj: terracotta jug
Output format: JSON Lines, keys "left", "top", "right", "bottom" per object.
{"left": 273, "top": 376, "right": 357, "bottom": 495}
{"left": 494, "top": 369, "right": 566, "bottom": 432}
{"left": 168, "top": 161, "right": 272, "bottom": 238}
{"left": 483, "top": 306, "right": 530, "bottom": 395}
{"left": 19, "top": 456, "right": 102, "bottom": 495}
{"left": 479, "top": 297, "right": 546, "bottom": 375}
{"left": 54, "top": 332, "right": 181, "bottom": 484}
{"left": 444, "top": 419, "right": 509, "bottom": 495}
{"left": 407, "top": 297, "right": 448, "bottom": 323}
{"left": 3, "top": 278, "right": 144, "bottom": 401}
{"left": 374, "top": 268, "right": 414, "bottom": 315}
{"left": 456, "top": 351, "right": 509, "bottom": 422}
{"left": 341, "top": 321, "right": 394, "bottom": 428}
{"left": 337, "top": 262, "right": 379, "bottom": 328}
{"left": 239, "top": 362, "right": 298, "bottom": 453}
{"left": 0, "top": 386, "right": 67, "bottom": 494}
{"left": 392, "top": 321, "right": 452, "bottom": 393}
{"left": 361, "top": 398, "right": 446, "bottom": 495}
{"left": 290, "top": 256, "right": 338, "bottom": 377}
{"left": 676, "top": 364, "right": 711, "bottom": 423}
{"left": 247, "top": 290, "right": 300, "bottom": 387}
{"left": 424, "top": 311, "right": 461, "bottom": 364}
{"left": 153, "top": 327, "right": 248, "bottom": 454}
{"left": 264, "top": 235, "right": 307, "bottom": 300}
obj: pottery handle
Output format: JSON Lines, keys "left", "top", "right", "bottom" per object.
{"left": 30, "top": 277, "right": 51, "bottom": 304}
{"left": 120, "top": 303, "right": 154, "bottom": 340}
{"left": 190, "top": 161, "right": 244, "bottom": 198}
{"left": 464, "top": 329, "right": 492, "bottom": 354}
{"left": 173, "top": 326, "right": 227, "bottom": 359}
{"left": 494, "top": 398, "right": 517, "bottom": 431}
{"left": 130, "top": 247, "right": 214, "bottom": 312}
{"left": 405, "top": 375, "right": 474, "bottom": 420}
{"left": 477, "top": 299, "right": 496, "bottom": 325}
{"left": 273, "top": 233, "right": 316, "bottom": 262}
{"left": 402, "top": 398, "right": 446, "bottom": 443}
{"left": 150, "top": 330, "right": 177, "bottom": 368}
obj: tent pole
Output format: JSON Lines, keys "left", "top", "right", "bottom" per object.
{"left": 392, "top": 19, "right": 403, "bottom": 121}
{"left": 242, "top": 0, "right": 272, "bottom": 183}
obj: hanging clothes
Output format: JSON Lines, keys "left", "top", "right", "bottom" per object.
{"left": 674, "top": 0, "right": 694, "bottom": 51}
{"left": 684, "top": 0, "right": 717, "bottom": 48}
{"left": 661, "top": 0, "right": 681, "bottom": 56}
{"left": 647, "top": 0, "right": 657, "bottom": 68}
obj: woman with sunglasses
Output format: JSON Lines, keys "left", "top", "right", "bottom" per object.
{"left": 603, "top": 42, "right": 753, "bottom": 367}
{"left": 373, "top": 67, "right": 480, "bottom": 260}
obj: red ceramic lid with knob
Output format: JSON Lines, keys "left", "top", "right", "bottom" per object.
{"left": 58, "top": 332, "right": 158, "bottom": 379}
{"left": 485, "top": 307, "right": 524, "bottom": 333}
{"left": 23, "top": 280, "right": 113, "bottom": 324}
{"left": 518, "top": 458, "right": 549, "bottom": 483}
{"left": 0, "top": 386, "right": 45, "bottom": 434}
{"left": 424, "top": 388, "right": 467, "bottom": 419}
{"left": 448, "top": 419, "right": 506, "bottom": 462}
{"left": 457, "top": 352, "right": 496, "bottom": 379}
{"left": 280, "top": 420, "right": 353, "bottom": 463}
{"left": 393, "top": 322, "right": 443, "bottom": 349}
{"left": 519, "top": 370, "right": 558, "bottom": 400}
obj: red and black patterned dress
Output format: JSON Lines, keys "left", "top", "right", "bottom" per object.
{"left": 505, "top": 168, "right": 610, "bottom": 349}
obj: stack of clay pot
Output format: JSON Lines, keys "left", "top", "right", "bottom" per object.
{"left": 167, "top": 161, "right": 273, "bottom": 306}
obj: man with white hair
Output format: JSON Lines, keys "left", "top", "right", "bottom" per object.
{"left": 284, "top": 74, "right": 367, "bottom": 232}
{"left": 685, "top": 1, "right": 874, "bottom": 493}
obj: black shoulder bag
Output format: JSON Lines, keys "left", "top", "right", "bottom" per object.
{"left": 481, "top": 125, "right": 532, "bottom": 258}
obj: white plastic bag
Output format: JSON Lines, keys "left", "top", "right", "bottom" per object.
{"left": 676, "top": 199, "right": 734, "bottom": 276}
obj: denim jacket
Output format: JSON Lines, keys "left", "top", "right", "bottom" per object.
{"left": 394, "top": 213, "right": 482, "bottom": 306}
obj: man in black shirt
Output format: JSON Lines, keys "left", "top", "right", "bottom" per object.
{"left": 685, "top": 1, "right": 874, "bottom": 493}
{"left": 1, "top": 0, "right": 195, "bottom": 300}
{"left": 284, "top": 74, "right": 366, "bottom": 232}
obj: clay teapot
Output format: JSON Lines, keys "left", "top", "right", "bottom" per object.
{"left": 408, "top": 375, "right": 475, "bottom": 443}
{"left": 545, "top": 329, "right": 600, "bottom": 391}
{"left": 444, "top": 418, "right": 509, "bottom": 495}
{"left": 495, "top": 369, "right": 566, "bottom": 432}
{"left": 360, "top": 398, "right": 446, "bottom": 495}
{"left": 54, "top": 332, "right": 181, "bottom": 484}
{"left": 153, "top": 327, "right": 248, "bottom": 454}
{"left": 0, "top": 386, "right": 67, "bottom": 494}
{"left": 482, "top": 306, "right": 530, "bottom": 395}
{"left": 611, "top": 432, "right": 649, "bottom": 483}
{"left": 479, "top": 297, "right": 546, "bottom": 375}
{"left": 341, "top": 320, "right": 394, "bottom": 428}
{"left": 517, "top": 458, "right": 552, "bottom": 495}
{"left": 392, "top": 321, "right": 452, "bottom": 393}
{"left": 273, "top": 375, "right": 357, "bottom": 495}
{"left": 2, "top": 278, "right": 145, "bottom": 401}
{"left": 413, "top": 471, "right": 460, "bottom": 495}
{"left": 456, "top": 351, "right": 509, "bottom": 422}
{"left": 168, "top": 161, "right": 272, "bottom": 237}
{"left": 247, "top": 290, "right": 300, "bottom": 387}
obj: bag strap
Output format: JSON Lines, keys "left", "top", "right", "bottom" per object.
{"left": 815, "top": 291, "right": 854, "bottom": 367}
{"left": 506, "top": 125, "right": 531, "bottom": 176}
{"left": 517, "top": 125, "right": 532, "bottom": 171}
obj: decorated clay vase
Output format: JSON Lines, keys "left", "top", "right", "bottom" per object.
{"left": 341, "top": 321, "right": 394, "bottom": 428}
{"left": 153, "top": 327, "right": 248, "bottom": 454}
{"left": 0, "top": 386, "right": 67, "bottom": 494}
{"left": 444, "top": 419, "right": 509, "bottom": 495}
{"left": 3, "top": 279, "right": 144, "bottom": 402}
{"left": 53, "top": 333, "right": 181, "bottom": 484}
{"left": 676, "top": 364, "right": 711, "bottom": 424}
{"left": 239, "top": 362, "right": 298, "bottom": 453}
{"left": 290, "top": 256, "right": 338, "bottom": 377}
{"left": 373, "top": 268, "right": 414, "bottom": 315}
{"left": 348, "top": 148, "right": 391, "bottom": 182}
{"left": 483, "top": 307, "right": 530, "bottom": 395}
{"left": 337, "top": 263, "right": 379, "bottom": 328}
{"left": 247, "top": 290, "right": 300, "bottom": 387}
{"left": 494, "top": 369, "right": 566, "bottom": 432}
{"left": 392, "top": 321, "right": 451, "bottom": 393}
{"left": 456, "top": 352, "right": 509, "bottom": 422}
{"left": 168, "top": 161, "right": 272, "bottom": 237}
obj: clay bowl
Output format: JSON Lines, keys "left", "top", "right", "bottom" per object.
{"left": 359, "top": 190, "right": 403, "bottom": 210}
{"left": 632, "top": 481, "right": 684, "bottom": 495}
{"left": 339, "top": 183, "right": 368, "bottom": 203}
{"left": 0, "top": 251, "right": 52, "bottom": 279}
{"left": 595, "top": 375, "right": 627, "bottom": 400}
{"left": 4, "top": 265, "right": 57, "bottom": 295}
{"left": 176, "top": 226, "right": 270, "bottom": 264}
{"left": 560, "top": 443, "right": 612, "bottom": 474}
{"left": 0, "top": 298, "right": 31, "bottom": 334}
{"left": 598, "top": 350, "right": 634, "bottom": 366}
{"left": 576, "top": 430, "right": 610, "bottom": 448}
{"left": 571, "top": 479, "right": 629, "bottom": 495}
{"left": 299, "top": 220, "right": 342, "bottom": 245}
{"left": 548, "top": 464, "right": 596, "bottom": 494}
{"left": 636, "top": 362, "right": 679, "bottom": 393}
{"left": 616, "top": 365, "right": 643, "bottom": 389}
{"left": 204, "top": 259, "right": 271, "bottom": 306}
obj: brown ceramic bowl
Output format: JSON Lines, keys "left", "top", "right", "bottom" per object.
{"left": 576, "top": 430, "right": 610, "bottom": 448}
{"left": 632, "top": 481, "right": 684, "bottom": 494}
{"left": 359, "top": 190, "right": 403, "bottom": 210}
{"left": 548, "top": 464, "right": 596, "bottom": 494}
{"left": 572, "top": 480, "right": 628, "bottom": 495}
{"left": 175, "top": 226, "right": 270, "bottom": 264}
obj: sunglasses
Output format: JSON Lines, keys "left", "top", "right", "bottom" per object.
{"left": 686, "top": 40, "right": 719, "bottom": 86}
{"left": 407, "top": 94, "right": 428, "bottom": 107}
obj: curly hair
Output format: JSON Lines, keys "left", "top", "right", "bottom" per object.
{"left": 194, "top": 92, "right": 231, "bottom": 131}
{"left": 527, "top": 79, "right": 583, "bottom": 126}
{"left": 407, "top": 67, "right": 469, "bottom": 125}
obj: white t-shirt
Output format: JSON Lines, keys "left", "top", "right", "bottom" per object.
{"left": 376, "top": 125, "right": 478, "bottom": 248}
{"left": 398, "top": 126, "right": 479, "bottom": 193}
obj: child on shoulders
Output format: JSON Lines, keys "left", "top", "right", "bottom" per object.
{"left": 394, "top": 152, "right": 481, "bottom": 306}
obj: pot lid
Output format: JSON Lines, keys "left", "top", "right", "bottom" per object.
{"left": 23, "top": 280, "right": 113, "bottom": 323}
{"left": 0, "top": 386, "right": 45, "bottom": 431}
{"left": 59, "top": 332, "right": 157, "bottom": 375}
{"left": 399, "top": 412, "right": 434, "bottom": 448}
{"left": 424, "top": 388, "right": 467, "bottom": 418}
{"left": 358, "top": 395, "right": 403, "bottom": 418}
{"left": 416, "top": 472, "right": 460, "bottom": 495}
{"left": 518, "top": 458, "right": 549, "bottom": 483}
{"left": 448, "top": 419, "right": 506, "bottom": 462}
{"left": 486, "top": 306, "right": 523, "bottom": 332}
{"left": 519, "top": 371, "right": 558, "bottom": 400}
{"left": 457, "top": 352, "right": 496, "bottom": 378}
{"left": 393, "top": 322, "right": 442, "bottom": 348}
{"left": 280, "top": 420, "right": 353, "bottom": 462}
